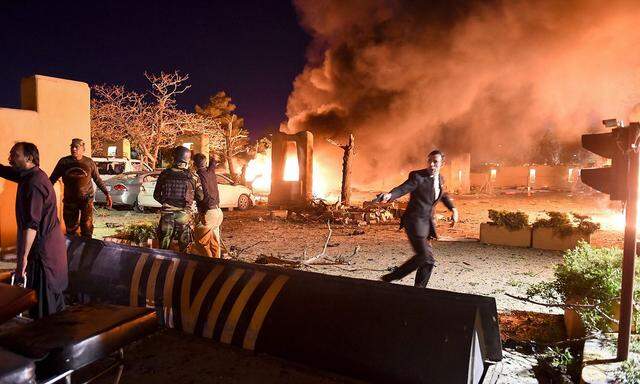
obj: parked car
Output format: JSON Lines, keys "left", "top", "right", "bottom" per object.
{"left": 92, "top": 157, "right": 153, "bottom": 181}
{"left": 94, "top": 171, "right": 161, "bottom": 209}
{"left": 137, "top": 173, "right": 255, "bottom": 212}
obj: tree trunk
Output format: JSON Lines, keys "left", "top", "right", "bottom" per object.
{"left": 341, "top": 134, "right": 354, "bottom": 206}
{"left": 225, "top": 118, "right": 239, "bottom": 182}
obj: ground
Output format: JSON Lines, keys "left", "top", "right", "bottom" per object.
{"left": 94, "top": 191, "right": 624, "bottom": 314}
{"left": 2, "top": 191, "right": 626, "bottom": 383}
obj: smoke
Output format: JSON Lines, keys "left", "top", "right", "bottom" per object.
{"left": 284, "top": 0, "right": 640, "bottom": 189}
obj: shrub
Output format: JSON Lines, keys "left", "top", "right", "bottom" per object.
{"left": 488, "top": 209, "right": 529, "bottom": 230}
{"left": 527, "top": 242, "right": 640, "bottom": 333}
{"left": 532, "top": 212, "right": 600, "bottom": 237}
{"left": 114, "top": 223, "right": 157, "bottom": 244}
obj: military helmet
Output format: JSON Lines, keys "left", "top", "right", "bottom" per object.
{"left": 173, "top": 146, "right": 191, "bottom": 164}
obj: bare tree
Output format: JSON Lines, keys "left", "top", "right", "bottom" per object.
{"left": 142, "top": 71, "right": 191, "bottom": 168}
{"left": 91, "top": 85, "right": 146, "bottom": 155}
{"left": 91, "top": 71, "right": 221, "bottom": 168}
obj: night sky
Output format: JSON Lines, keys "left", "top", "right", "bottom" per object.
{"left": 0, "top": 0, "right": 310, "bottom": 139}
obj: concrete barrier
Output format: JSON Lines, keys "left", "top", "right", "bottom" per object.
{"left": 66, "top": 237, "right": 502, "bottom": 384}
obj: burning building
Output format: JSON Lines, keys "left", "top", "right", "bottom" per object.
{"left": 269, "top": 131, "right": 313, "bottom": 207}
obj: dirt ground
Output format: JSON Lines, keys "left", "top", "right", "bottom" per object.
{"left": 93, "top": 191, "right": 624, "bottom": 314}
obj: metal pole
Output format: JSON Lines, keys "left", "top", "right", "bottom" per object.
{"left": 618, "top": 150, "right": 639, "bottom": 360}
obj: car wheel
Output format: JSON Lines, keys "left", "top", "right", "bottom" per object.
{"left": 237, "top": 194, "right": 252, "bottom": 211}
{"left": 133, "top": 200, "right": 145, "bottom": 213}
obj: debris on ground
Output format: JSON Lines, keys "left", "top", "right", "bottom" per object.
{"left": 284, "top": 199, "right": 401, "bottom": 225}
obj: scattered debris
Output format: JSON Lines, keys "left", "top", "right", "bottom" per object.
{"left": 285, "top": 199, "right": 400, "bottom": 225}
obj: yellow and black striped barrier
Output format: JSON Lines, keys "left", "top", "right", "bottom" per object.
{"left": 67, "top": 237, "right": 502, "bottom": 384}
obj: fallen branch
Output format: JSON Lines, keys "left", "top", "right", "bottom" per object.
{"left": 254, "top": 254, "right": 301, "bottom": 267}
{"left": 505, "top": 293, "right": 619, "bottom": 324}
{"left": 303, "top": 220, "right": 333, "bottom": 265}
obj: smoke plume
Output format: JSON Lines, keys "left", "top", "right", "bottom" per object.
{"left": 284, "top": 0, "right": 640, "bottom": 189}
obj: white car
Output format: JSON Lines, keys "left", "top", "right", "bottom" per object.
{"left": 93, "top": 157, "right": 153, "bottom": 181}
{"left": 137, "top": 173, "right": 255, "bottom": 212}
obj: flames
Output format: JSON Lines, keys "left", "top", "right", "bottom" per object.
{"left": 283, "top": 142, "right": 300, "bottom": 181}
{"left": 244, "top": 147, "right": 338, "bottom": 201}
{"left": 245, "top": 151, "right": 271, "bottom": 193}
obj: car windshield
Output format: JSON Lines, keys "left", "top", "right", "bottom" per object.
{"left": 216, "top": 174, "right": 233, "bottom": 185}
{"left": 96, "top": 162, "right": 125, "bottom": 175}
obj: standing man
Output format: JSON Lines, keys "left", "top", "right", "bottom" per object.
{"left": 49, "top": 138, "right": 112, "bottom": 237}
{"left": 154, "top": 146, "right": 203, "bottom": 251}
{"left": 190, "top": 153, "right": 223, "bottom": 258}
{"left": 0, "top": 142, "right": 67, "bottom": 318}
{"left": 377, "top": 150, "right": 459, "bottom": 288}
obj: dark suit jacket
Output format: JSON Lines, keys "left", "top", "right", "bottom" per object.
{"left": 389, "top": 168, "right": 455, "bottom": 239}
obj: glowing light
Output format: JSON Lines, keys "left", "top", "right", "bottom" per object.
{"left": 107, "top": 146, "right": 117, "bottom": 157}
{"left": 245, "top": 150, "right": 271, "bottom": 193}
{"left": 529, "top": 168, "right": 536, "bottom": 184}
{"left": 490, "top": 169, "right": 497, "bottom": 182}
{"left": 458, "top": 170, "right": 463, "bottom": 182}
{"left": 283, "top": 142, "right": 299, "bottom": 181}
{"left": 568, "top": 168, "right": 574, "bottom": 182}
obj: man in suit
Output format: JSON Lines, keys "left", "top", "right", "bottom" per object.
{"left": 377, "top": 150, "right": 459, "bottom": 287}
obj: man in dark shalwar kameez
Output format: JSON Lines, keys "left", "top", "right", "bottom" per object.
{"left": 0, "top": 142, "right": 67, "bottom": 318}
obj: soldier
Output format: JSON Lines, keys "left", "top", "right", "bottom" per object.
{"left": 154, "top": 146, "right": 203, "bottom": 251}
{"left": 50, "top": 138, "right": 112, "bottom": 237}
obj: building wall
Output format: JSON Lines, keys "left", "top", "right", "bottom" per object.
{"left": 0, "top": 75, "right": 90, "bottom": 257}
{"left": 441, "top": 153, "right": 471, "bottom": 194}
{"left": 96, "top": 138, "right": 131, "bottom": 158}
{"left": 470, "top": 165, "right": 580, "bottom": 190}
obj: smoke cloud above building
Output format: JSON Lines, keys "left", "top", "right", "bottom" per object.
{"left": 284, "top": 0, "right": 640, "bottom": 188}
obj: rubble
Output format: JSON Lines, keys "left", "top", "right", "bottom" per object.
{"left": 283, "top": 199, "right": 402, "bottom": 225}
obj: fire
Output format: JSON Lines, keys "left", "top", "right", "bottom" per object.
{"left": 283, "top": 142, "right": 299, "bottom": 181}
{"left": 245, "top": 150, "right": 271, "bottom": 193}
{"left": 244, "top": 145, "right": 339, "bottom": 201}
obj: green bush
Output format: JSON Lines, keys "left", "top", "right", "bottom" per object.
{"left": 527, "top": 242, "right": 640, "bottom": 333}
{"left": 114, "top": 223, "right": 157, "bottom": 244}
{"left": 532, "top": 212, "right": 600, "bottom": 237}
{"left": 488, "top": 209, "right": 529, "bottom": 230}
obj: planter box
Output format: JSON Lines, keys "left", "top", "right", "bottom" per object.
{"left": 565, "top": 300, "right": 630, "bottom": 339}
{"left": 479, "top": 223, "right": 532, "bottom": 248}
{"left": 531, "top": 227, "right": 590, "bottom": 251}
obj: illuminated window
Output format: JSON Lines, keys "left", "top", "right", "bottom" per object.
{"left": 529, "top": 169, "right": 536, "bottom": 184}
{"left": 490, "top": 169, "right": 497, "bottom": 182}
{"left": 107, "top": 146, "right": 117, "bottom": 157}
{"left": 182, "top": 142, "right": 194, "bottom": 150}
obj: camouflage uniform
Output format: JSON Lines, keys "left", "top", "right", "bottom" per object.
{"left": 153, "top": 163, "right": 203, "bottom": 251}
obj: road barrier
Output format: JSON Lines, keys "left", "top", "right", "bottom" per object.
{"left": 67, "top": 237, "right": 502, "bottom": 383}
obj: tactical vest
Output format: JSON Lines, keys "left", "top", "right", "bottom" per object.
{"left": 157, "top": 168, "right": 195, "bottom": 208}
